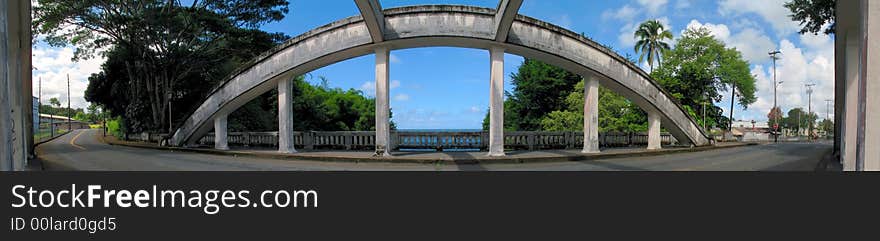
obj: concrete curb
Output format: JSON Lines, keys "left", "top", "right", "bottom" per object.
{"left": 102, "top": 135, "right": 758, "bottom": 165}
{"left": 34, "top": 130, "right": 74, "bottom": 146}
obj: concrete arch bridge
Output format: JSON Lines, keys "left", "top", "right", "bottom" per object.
{"left": 170, "top": 0, "right": 710, "bottom": 157}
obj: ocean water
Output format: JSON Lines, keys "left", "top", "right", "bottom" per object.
{"left": 396, "top": 129, "right": 483, "bottom": 132}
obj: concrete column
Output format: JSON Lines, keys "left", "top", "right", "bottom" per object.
{"left": 863, "top": 1, "right": 880, "bottom": 170}
{"left": 647, "top": 110, "right": 661, "bottom": 150}
{"left": 488, "top": 46, "right": 505, "bottom": 156}
{"left": 19, "top": 0, "right": 32, "bottom": 161}
{"left": 842, "top": 30, "right": 860, "bottom": 170}
{"left": 834, "top": 25, "right": 846, "bottom": 159}
{"left": 1, "top": 0, "right": 13, "bottom": 171}
{"left": 214, "top": 114, "right": 229, "bottom": 150}
{"left": 277, "top": 77, "right": 297, "bottom": 153}
{"left": 582, "top": 76, "right": 600, "bottom": 153}
{"left": 374, "top": 47, "right": 391, "bottom": 156}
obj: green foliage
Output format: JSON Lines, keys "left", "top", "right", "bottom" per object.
{"left": 37, "top": 0, "right": 290, "bottom": 133}
{"left": 819, "top": 119, "right": 834, "bottom": 135}
{"left": 652, "top": 27, "right": 757, "bottom": 130}
{"left": 767, "top": 107, "right": 784, "bottom": 129}
{"left": 634, "top": 19, "right": 673, "bottom": 72}
{"left": 482, "top": 59, "right": 582, "bottom": 131}
{"left": 106, "top": 117, "right": 123, "bottom": 138}
{"left": 227, "top": 76, "right": 393, "bottom": 132}
{"left": 539, "top": 80, "right": 646, "bottom": 132}
{"left": 781, "top": 107, "right": 819, "bottom": 133}
{"left": 785, "top": 0, "right": 836, "bottom": 35}
{"left": 540, "top": 111, "right": 582, "bottom": 131}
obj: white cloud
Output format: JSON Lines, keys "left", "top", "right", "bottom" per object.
{"left": 728, "top": 28, "right": 776, "bottom": 64}
{"left": 359, "top": 80, "right": 401, "bottom": 95}
{"left": 393, "top": 94, "right": 410, "bottom": 101}
{"left": 675, "top": 0, "right": 691, "bottom": 9}
{"left": 468, "top": 106, "right": 480, "bottom": 114}
{"left": 390, "top": 54, "right": 401, "bottom": 64}
{"left": 684, "top": 20, "right": 775, "bottom": 64}
{"left": 32, "top": 46, "right": 105, "bottom": 110}
{"left": 636, "top": 0, "right": 668, "bottom": 15}
{"left": 359, "top": 81, "right": 375, "bottom": 93}
{"left": 554, "top": 14, "right": 573, "bottom": 29}
{"left": 732, "top": 38, "right": 834, "bottom": 122}
{"left": 718, "top": 0, "right": 800, "bottom": 36}
{"left": 618, "top": 22, "right": 639, "bottom": 48}
{"left": 602, "top": 5, "right": 639, "bottom": 22}
{"left": 684, "top": 20, "right": 730, "bottom": 40}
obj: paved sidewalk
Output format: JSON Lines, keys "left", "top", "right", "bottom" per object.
{"left": 102, "top": 135, "right": 756, "bottom": 164}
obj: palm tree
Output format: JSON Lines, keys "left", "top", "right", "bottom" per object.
{"left": 634, "top": 20, "right": 673, "bottom": 72}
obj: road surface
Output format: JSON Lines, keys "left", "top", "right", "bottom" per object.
{"left": 36, "top": 129, "right": 831, "bottom": 171}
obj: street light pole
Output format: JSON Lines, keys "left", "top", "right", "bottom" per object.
{"left": 67, "top": 74, "right": 71, "bottom": 132}
{"left": 769, "top": 50, "right": 782, "bottom": 142}
{"left": 805, "top": 83, "right": 815, "bottom": 140}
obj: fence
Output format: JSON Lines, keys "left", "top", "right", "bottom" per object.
{"left": 129, "top": 131, "right": 678, "bottom": 151}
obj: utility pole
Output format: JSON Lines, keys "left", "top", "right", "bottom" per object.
{"left": 168, "top": 92, "right": 172, "bottom": 134}
{"left": 38, "top": 76, "right": 41, "bottom": 139}
{"left": 825, "top": 99, "right": 832, "bottom": 136}
{"left": 805, "top": 83, "right": 815, "bottom": 140}
{"left": 729, "top": 83, "right": 736, "bottom": 133}
{"left": 769, "top": 50, "right": 782, "bottom": 142}
{"left": 67, "top": 74, "right": 71, "bottom": 132}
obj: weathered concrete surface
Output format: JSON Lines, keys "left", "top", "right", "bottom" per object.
{"left": 278, "top": 77, "right": 296, "bottom": 153}
{"left": 835, "top": 1, "right": 880, "bottom": 170}
{"left": 172, "top": 5, "right": 709, "bottom": 148}
{"left": 582, "top": 75, "right": 599, "bottom": 153}
{"left": 647, "top": 111, "right": 661, "bottom": 150}
{"left": 1, "top": 0, "right": 32, "bottom": 171}
{"left": 374, "top": 47, "right": 391, "bottom": 156}
{"left": 488, "top": 46, "right": 505, "bottom": 156}
{"left": 494, "top": 0, "right": 523, "bottom": 42}
{"left": 214, "top": 114, "right": 228, "bottom": 150}
{"left": 354, "top": 0, "right": 385, "bottom": 43}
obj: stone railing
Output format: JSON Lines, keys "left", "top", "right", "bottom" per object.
{"left": 123, "top": 131, "right": 677, "bottom": 150}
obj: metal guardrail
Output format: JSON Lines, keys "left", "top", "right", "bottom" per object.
{"left": 127, "top": 131, "right": 677, "bottom": 150}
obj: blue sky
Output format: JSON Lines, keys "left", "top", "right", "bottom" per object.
{"left": 33, "top": 0, "right": 835, "bottom": 129}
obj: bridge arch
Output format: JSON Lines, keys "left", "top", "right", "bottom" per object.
{"left": 171, "top": 2, "right": 710, "bottom": 153}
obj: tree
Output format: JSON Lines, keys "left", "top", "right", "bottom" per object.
{"left": 819, "top": 119, "right": 834, "bottom": 135}
{"left": 540, "top": 80, "right": 646, "bottom": 132}
{"left": 652, "top": 27, "right": 757, "bottom": 130}
{"left": 37, "top": 0, "right": 290, "bottom": 132}
{"left": 785, "top": 0, "right": 836, "bottom": 35}
{"left": 781, "top": 108, "right": 818, "bottom": 135}
{"left": 767, "top": 107, "right": 784, "bottom": 130}
{"left": 634, "top": 19, "right": 673, "bottom": 72}
{"left": 49, "top": 98, "right": 61, "bottom": 108}
{"left": 483, "top": 59, "right": 582, "bottom": 131}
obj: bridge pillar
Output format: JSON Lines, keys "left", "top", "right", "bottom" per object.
{"left": 647, "top": 110, "right": 661, "bottom": 150}
{"left": 278, "top": 77, "right": 297, "bottom": 153}
{"left": 582, "top": 76, "right": 600, "bottom": 153}
{"left": 214, "top": 114, "right": 229, "bottom": 150}
{"left": 374, "top": 47, "right": 392, "bottom": 157}
{"left": 488, "top": 46, "right": 506, "bottom": 156}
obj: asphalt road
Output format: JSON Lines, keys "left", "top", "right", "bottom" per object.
{"left": 36, "top": 129, "right": 831, "bottom": 171}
